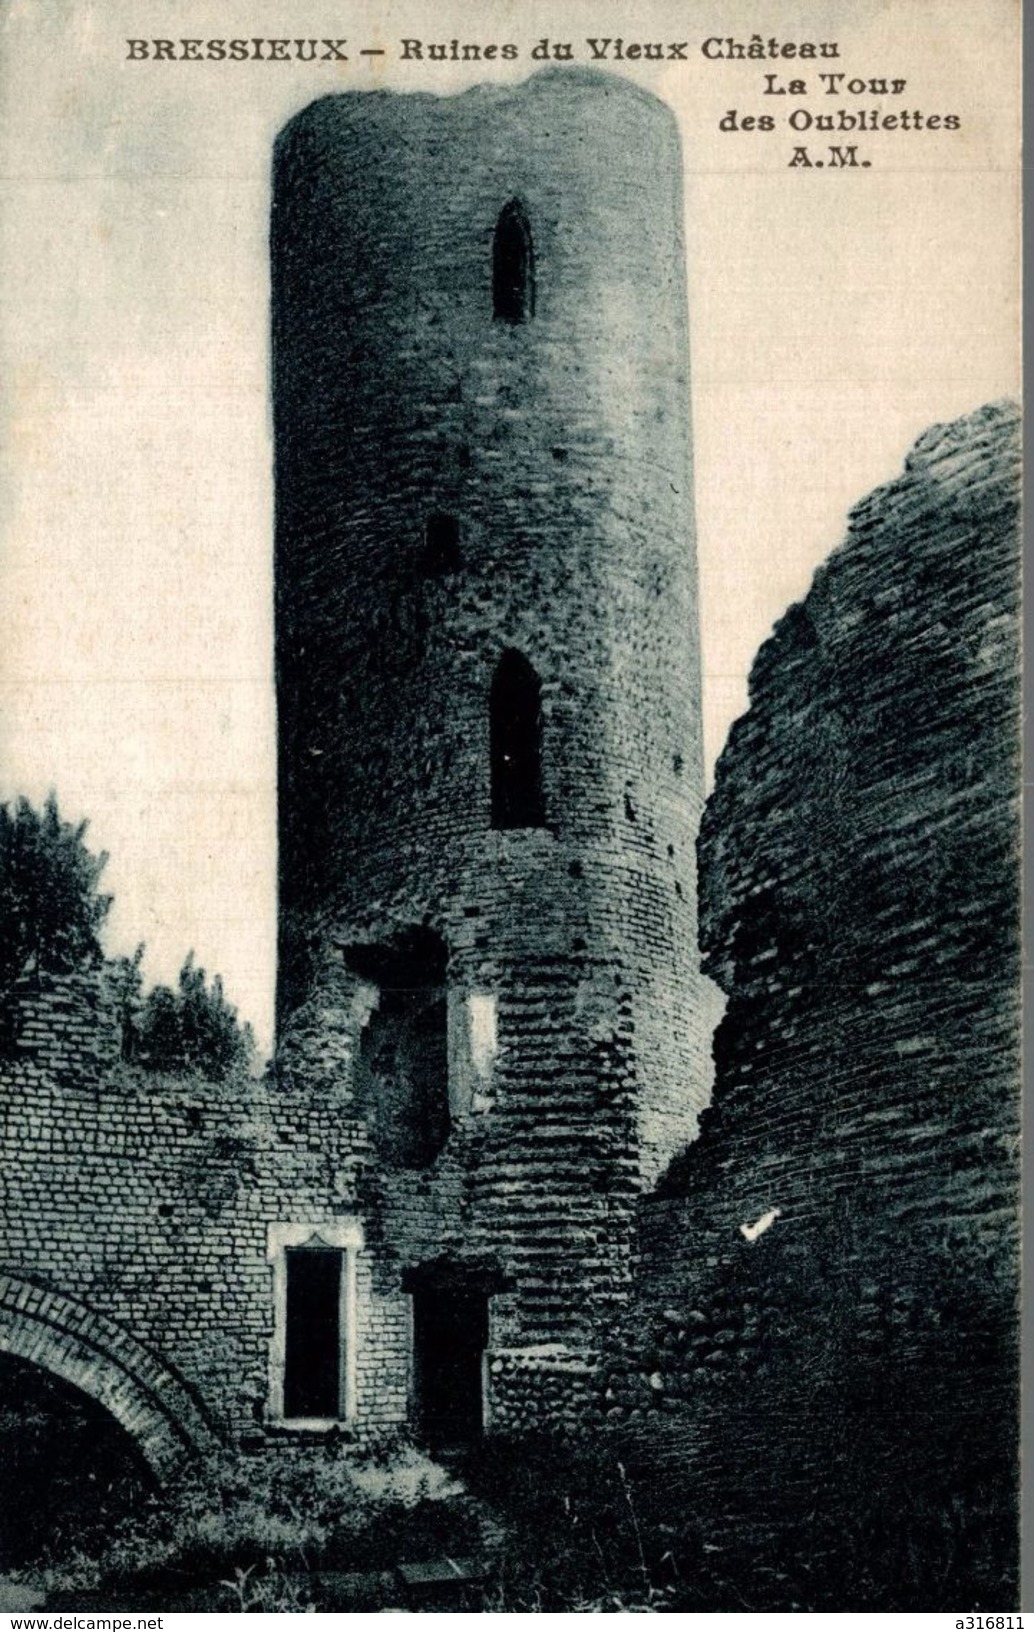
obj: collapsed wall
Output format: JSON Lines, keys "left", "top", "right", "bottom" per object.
{"left": 2, "top": 71, "right": 719, "bottom": 1455}
{"left": 602, "top": 402, "right": 1020, "bottom": 1587}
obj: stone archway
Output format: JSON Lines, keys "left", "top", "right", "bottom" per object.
{"left": 0, "top": 1273, "right": 220, "bottom": 1478}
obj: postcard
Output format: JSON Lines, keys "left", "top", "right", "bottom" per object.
{"left": 0, "top": 0, "right": 1020, "bottom": 1613}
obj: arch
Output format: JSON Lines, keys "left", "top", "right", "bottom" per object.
{"left": 493, "top": 200, "right": 535, "bottom": 324}
{"left": 490, "top": 650, "right": 545, "bottom": 829}
{"left": 0, "top": 1273, "right": 220, "bottom": 1479}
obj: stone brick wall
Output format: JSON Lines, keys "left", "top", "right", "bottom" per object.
{"left": 0, "top": 969, "right": 411, "bottom": 1451}
{"left": 10, "top": 92, "right": 1013, "bottom": 1520}
{"left": 0, "top": 959, "right": 628, "bottom": 1453}
{"left": 1, "top": 72, "right": 720, "bottom": 1454}
{"left": 271, "top": 69, "right": 717, "bottom": 1381}
{"left": 488, "top": 1345, "right": 598, "bottom": 1436}
{"left": 600, "top": 403, "right": 1020, "bottom": 1561}
{"left": 0, "top": 1271, "right": 219, "bottom": 1478}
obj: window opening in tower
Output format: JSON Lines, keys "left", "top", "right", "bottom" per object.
{"left": 493, "top": 199, "right": 535, "bottom": 324}
{"left": 490, "top": 649, "right": 545, "bottom": 829}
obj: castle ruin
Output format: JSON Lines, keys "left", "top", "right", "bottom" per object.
{"left": 270, "top": 69, "right": 716, "bottom": 1445}
{"left": 0, "top": 77, "right": 1019, "bottom": 1604}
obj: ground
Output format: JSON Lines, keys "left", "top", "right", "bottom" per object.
{"left": 0, "top": 1365, "right": 1015, "bottom": 1613}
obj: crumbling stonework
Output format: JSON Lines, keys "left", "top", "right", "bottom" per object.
{"left": 0, "top": 970, "right": 397, "bottom": 1454}
{"left": 271, "top": 67, "right": 716, "bottom": 1429}
{"left": 600, "top": 403, "right": 1020, "bottom": 1586}
{"left": 0, "top": 63, "right": 1016, "bottom": 1534}
{"left": 1, "top": 72, "right": 716, "bottom": 1455}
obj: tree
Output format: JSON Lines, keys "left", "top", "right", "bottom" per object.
{"left": 135, "top": 953, "right": 255, "bottom": 1081}
{"left": 0, "top": 792, "right": 255, "bottom": 1080}
{"left": 110, "top": 943, "right": 145, "bottom": 1062}
{"left": 0, "top": 793, "right": 112, "bottom": 1002}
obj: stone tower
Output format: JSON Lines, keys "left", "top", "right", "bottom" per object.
{"left": 272, "top": 70, "right": 712, "bottom": 1441}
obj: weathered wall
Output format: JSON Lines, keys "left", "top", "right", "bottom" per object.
{"left": 0, "top": 969, "right": 415, "bottom": 1449}
{"left": 599, "top": 403, "right": 1020, "bottom": 1591}
{"left": 1, "top": 72, "right": 718, "bottom": 1456}
{"left": 0, "top": 961, "right": 620, "bottom": 1452}
{"left": 272, "top": 68, "right": 717, "bottom": 1376}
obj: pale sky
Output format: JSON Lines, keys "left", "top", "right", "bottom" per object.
{"left": 0, "top": 0, "right": 1020, "bottom": 1052}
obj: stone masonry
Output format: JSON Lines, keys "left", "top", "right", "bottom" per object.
{"left": 271, "top": 68, "right": 716, "bottom": 1430}
{"left": 0, "top": 62, "right": 1017, "bottom": 1520}
{"left": 598, "top": 402, "right": 1020, "bottom": 1595}
{"left": 1, "top": 70, "right": 716, "bottom": 1461}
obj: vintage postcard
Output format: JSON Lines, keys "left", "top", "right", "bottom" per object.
{"left": 0, "top": 0, "right": 1021, "bottom": 1615}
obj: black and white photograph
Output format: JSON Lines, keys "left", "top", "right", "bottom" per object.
{"left": 0, "top": 0, "right": 1021, "bottom": 1614}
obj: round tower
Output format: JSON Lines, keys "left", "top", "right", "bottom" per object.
{"left": 272, "top": 69, "right": 713, "bottom": 1429}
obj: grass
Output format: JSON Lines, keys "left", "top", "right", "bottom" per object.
{"left": 4, "top": 1371, "right": 1016, "bottom": 1612}
{"left": 29, "top": 1440, "right": 479, "bottom": 1610}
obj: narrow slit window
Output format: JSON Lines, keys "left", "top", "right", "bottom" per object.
{"left": 491, "top": 650, "right": 545, "bottom": 829}
{"left": 493, "top": 200, "right": 535, "bottom": 325}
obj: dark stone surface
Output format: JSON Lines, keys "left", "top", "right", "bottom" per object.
{"left": 604, "top": 400, "right": 1021, "bottom": 1606}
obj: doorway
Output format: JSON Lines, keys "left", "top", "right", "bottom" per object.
{"left": 283, "top": 1246, "right": 342, "bottom": 1420}
{"left": 411, "top": 1284, "right": 490, "bottom": 1451}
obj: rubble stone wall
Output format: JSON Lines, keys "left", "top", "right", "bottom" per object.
{"left": 599, "top": 403, "right": 1020, "bottom": 1547}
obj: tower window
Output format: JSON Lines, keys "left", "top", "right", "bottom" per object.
{"left": 491, "top": 650, "right": 545, "bottom": 829}
{"left": 493, "top": 200, "right": 535, "bottom": 325}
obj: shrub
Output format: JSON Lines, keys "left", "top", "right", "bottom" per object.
{"left": 134, "top": 954, "right": 255, "bottom": 1081}
{"left": 0, "top": 793, "right": 111, "bottom": 1004}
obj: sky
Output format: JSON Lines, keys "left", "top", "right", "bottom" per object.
{"left": 0, "top": 0, "right": 1020, "bottom": 1052}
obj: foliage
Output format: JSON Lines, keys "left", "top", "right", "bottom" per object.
{"left": 219, "top": 1561, "right": 317, "bottom": 1613}
{"left": 0, "top": 792, "right": 255, "bottom": 1077}
{"left": 20, "top": 1421, "right": 1016, "bottom": 1612}
{"left": 132, "top": 954, "right": 255, "bottom": 1081}
{"left": 465, "top": 1427, "right": 1018, "bottom": 1613}
{"left": 0, "top": 793, "right": 111, "bottom": 1001}
{"left": 35, "top": 1441, "right": 473, "bottom": 1608}
{"left": 463, "top": 1436, "right": 680, "bottom": 1612}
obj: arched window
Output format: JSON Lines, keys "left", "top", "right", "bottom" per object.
{"left": 490, "top": 650, "right": 545, "bottom": 829}
{"left": 493, "top": 200, "right": 535, "bottom": 324}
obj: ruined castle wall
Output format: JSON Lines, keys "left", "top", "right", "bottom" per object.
{"left": 599, "top": 404, "right": 1020, "bottom": 1540}
{"left": 277, "top": 943, "right": 643, "bottom": 1362}
{"left": 0, "top": 970, "right": 415, "bottom": 1446}
{"left": 1, "top": 961, "right": 611, "bottom": 1447}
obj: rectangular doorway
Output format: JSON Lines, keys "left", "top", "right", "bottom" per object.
{"left": 411, "top": 1285, "right": 489, "bottom": 1451}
